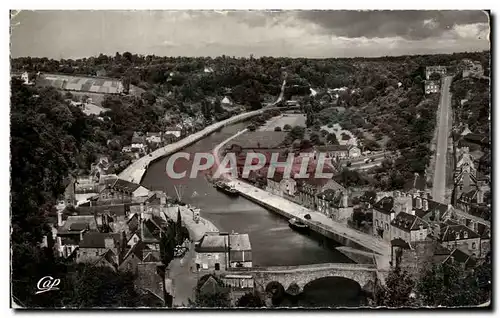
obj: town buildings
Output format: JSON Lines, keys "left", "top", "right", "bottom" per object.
{"left": 461, "top": 59, "right": 484, "bottom": 78}
{"left": 425, "top": 66, "right": 447, "bottom": 79}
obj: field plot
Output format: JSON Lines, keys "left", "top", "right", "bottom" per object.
{"left": 37, "top": 73, "right": 123, "bottom": 94}
{"left": 259, "top": 113, "right": 306, "bottom": 131}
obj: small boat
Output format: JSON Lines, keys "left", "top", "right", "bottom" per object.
{"left": 289, "top": 218, "right": 309, "bottom": 233}
{"left": 214, "top": 181, "right": 239, "bottom": 197}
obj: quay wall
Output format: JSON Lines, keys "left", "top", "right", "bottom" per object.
{"left": 118, "top": 109, "right": 265, "bottom": 183}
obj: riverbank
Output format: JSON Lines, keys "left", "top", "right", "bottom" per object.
{"left": 226, "top": 179, "right": 390, "bottom": 256}
{"left": 165, "top": 205, "right": 219, "bottom": 242}
{"left": 119, "top": 110, "right": 265, "bottom": 183}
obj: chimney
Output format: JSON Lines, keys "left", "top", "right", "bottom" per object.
{"left": 57, "top": 210, "right": 64, "bottom": 227}
{"left": 140, "top": 203, "right": 145, "bottom": 219}
{"left": 342, "top": 192, "right": 349, "bottom": 208}
{"left": 422, "top": 199, "right": 429, "bottom": 211}
{"left": 104, "top": 237, "right": 115, "bottom": 249}
{"left": 476, "top": 189, "right": 484, "bottom": 204}
{"left": 404, "top": 196, "right": 412, "bottom": 213}
{"left": 416, "top": 197, "right": 422, "bottom": 209}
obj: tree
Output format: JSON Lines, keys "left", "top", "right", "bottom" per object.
{"left": 190, "top": 274, "right": 231, "bottom": 308}
{"left": 283, "top": 124, "right": 292, "bottom": 131}
{"left": 236, "top": 292, "right": 264, "bottom": 307}
{"left": 416, "top": 260, "right": 491, "bottom": 307}
{"left": 289, "top": 126, "right": 305, "bottom": 140}
{"left": 176, "top": 208, "right": 183, "bottom": 245}
{"left": 274, "top": 126, "right": 282, "bottom": 132}
{"left": 159, "top": 220, "right": 177, "bottom": 267}
{"left": 374, "top": 265, "right": 416, "bottom": 307}
{"left": 429, "top": 72, "right": 442, "bottom": 81}
{"left": 326, "top": 132, "right": 339, "bottom": 145}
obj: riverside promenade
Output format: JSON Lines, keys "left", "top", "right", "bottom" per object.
{"left": 118, "top": 110, "right": 264, "bottom": 183}
{"left": 227, "top": 179, "right": 390, "bottom": 256}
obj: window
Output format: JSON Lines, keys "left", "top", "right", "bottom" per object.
{"left": 472, "top": 242, "right": 477, "bottom": 249}
{"left": 215, "top": 263, "right": 220, "bottom": 271}
{"left": 384, "top": 223, "right": 388, "bottom": 231}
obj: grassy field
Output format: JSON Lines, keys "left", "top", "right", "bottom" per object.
{"left": 37, "top": 73, "right": 123, "bottom": 94}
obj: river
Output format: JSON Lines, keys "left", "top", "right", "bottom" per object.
{"left": 141, "top": 121, "right": 365, "bottom": 306}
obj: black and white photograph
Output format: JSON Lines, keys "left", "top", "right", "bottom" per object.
{"left": 8, "top": 8, "right": 492, "bottom": 309}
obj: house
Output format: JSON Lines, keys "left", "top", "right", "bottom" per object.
{"left": 456, "top": 188, "right": 485, "bottom": 213}
{"left": 135, "top": 262, "right": 169, "bottom": 305}
{"left": 316, "top": 189, "right": 353, "bottom": 222}
{"left": 132, "top": 132, "right": 147, "bottom": 145}
{"left": 90, "top": 156, "right": 112, "bottom": 177}
{"left": 462, "top": 59, "right": 484, "bottom": 78}
{"left": 146, "top": 132, "right": 163, "bottom": 145}
{"left": 295, "top": 177, "right": 344, "bottom": 210}
{"left": 163, "top": 127, "right": 184, "bottom": 144}
{"left": 425, "top": 66, "right": 447, "bottom": 79}
{"left": 195, "top": 232, "right": 252, "bottom": 271}
{"left": 76, "top": 232, "right": 123, "bottom": 269}
{"left": 424, "top": 80, "right": 440, "bottom": 94}
{"left": 391, "top": 239, "right": 476, "bottom": 275}
{"left": 390, "top": 212, "right": 429, "bottom": 244}
{"left": 221, "top": 96, "right": 232, "bottom": 105}
{"left": 436, "top": 221, "right": 481, "bottom": 258}
{"left": 372, "top": 191, "right": 413, "bottom": 241}
{"left": 96, "top": 178, "right": 151, "bottom": 204}
{"left": 314, "top": 144, "right": 361, "bottom": 160}
{"left": 265, "top": 171, "right": 296, "bottom": 197}
{"left": 119, "top": 241, "right": 146, "bottom": 274}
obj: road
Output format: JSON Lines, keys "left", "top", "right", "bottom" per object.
{"left": 432, "top": 76, "right": 453, "bottom": 203}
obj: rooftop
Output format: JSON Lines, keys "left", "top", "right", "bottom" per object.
{"left": 196, "top": 233, "right": 252, "bottom": 253}
{"left": 79, "top": 232, "right": 121, "bottom": 249}
{"left": 391, "top": 212, "right": 428, "bottom": 232}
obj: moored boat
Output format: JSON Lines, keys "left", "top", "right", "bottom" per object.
{"left": 214, "top": 181, "right": 239, "bottom": 197}
{"left": 288, "top": 218, "right": 309, "bottom": 233}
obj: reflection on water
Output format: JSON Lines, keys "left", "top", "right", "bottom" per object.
{"left": 276, "top": 277, "right": 367, "bottom": 308}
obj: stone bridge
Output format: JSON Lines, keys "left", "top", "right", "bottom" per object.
{"left": 227, "top": 263, "right": 378, "bottom": 295}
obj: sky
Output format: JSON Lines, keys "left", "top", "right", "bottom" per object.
{"left": 10, "top": 10, "right": 490, "bottom": 59}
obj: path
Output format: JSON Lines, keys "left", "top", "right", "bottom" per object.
{"left": 432, "top": 76, "right": 453, "bottom": 203}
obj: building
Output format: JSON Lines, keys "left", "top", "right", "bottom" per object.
{"left": 76, "top": 232, "right": 123, "bottom": 268}
{"left": 425, "top": 66, "right": 447, "bottom": 79}
{"left": 195, "top": 232, "right": 252, "bottom": 271}
{"left": 294, "top": 178, "right": 343, "bottom": 210}
{"left": 221, "top": 96, "right": 232, "bottom": 105}
{"left": 314, "top": 145, "right": 361, "bottom": 160}
{"left": 265, "top": 171, "right": 297, "bottom": 197}
{"left": 436, "top": 220, "right": 481, "bottom": 257}
{"left": 146, "top": 132, "right": 163, "bottom": 145}
{"left": 316, "top": 189, "right": 353, "bottom": 222}
{"left": 462, "top": 59, "right": 484, "bottom": 78}
{"left": 390, "top": 212, "right": 429, "bottom": 244}
{"left": 372, "top": 191, "right": 414, "bottom": 241}
{"left": 424, "top": 80, "right": 440, "bottom": 94}
{"left": 96, "top": 178, "right": 150, "bottom": 204}
{"left": 163, "top": 127, "right": 184, "bottom": 144}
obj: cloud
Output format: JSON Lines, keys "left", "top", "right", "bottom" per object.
{"left": 296, "top": 10, "right": 489, "bottom": 40}
{"left": 10, "top": 10, "right": 490, "bottom": 59}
